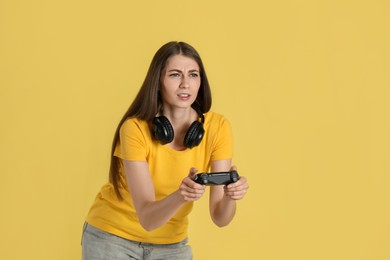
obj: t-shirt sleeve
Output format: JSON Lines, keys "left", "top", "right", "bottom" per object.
{"left": 210, "top": 117, "right": 233, "bottom": 161}
{"left": 114, "top": 119, "right": 148, "bottom": 161}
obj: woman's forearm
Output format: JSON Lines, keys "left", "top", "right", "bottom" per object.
{"left": 137, "top": 190, "right": 187, "bottom": 231}
{"left": 136, "top": 171, "right": 205, "bottom": 231}
{"left": 211, "top": 195, "right": 236, "bottom": 227}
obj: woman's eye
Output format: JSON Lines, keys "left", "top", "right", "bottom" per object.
{"left": 190, "top": 73, "right": 199, "bottom": 78}
{"left": 169, "top": 73, "right": 180, "bottom": 77}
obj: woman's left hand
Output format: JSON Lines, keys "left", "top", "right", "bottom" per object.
{"left": 223, "top": 166, "right": 249, "bottom": 200}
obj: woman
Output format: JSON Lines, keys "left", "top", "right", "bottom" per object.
{"left": 82, "top": 41, "right": 249, "bottom": 259}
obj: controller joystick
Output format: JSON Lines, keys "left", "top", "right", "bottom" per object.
{"left": 198, "top": 173, "right": 209, "bottom": 184}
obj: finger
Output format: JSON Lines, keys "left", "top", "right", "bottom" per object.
{"left": 226, "top": 176, "right": 248, "bottom": 189}
{"left": 182, "top": 185, "right": 205, "bottom": 194}
{"left": 224, "top": 179, "right": 249, "bottom": 199}
{"left": 188, "top": 167, "right": 198, "bottom": 179}
{"left": 180, "top": 188, "right": 205, "bottom": 201}
{"left": 181, "top": 179, "right": 206, "bottom": 193}
{"left": 230, "top": 165, "right": 237, "bottom": 172}
{"left": 224, "top": 184, "right": 247, "bottom": 193}
{"left": 182, "top": 176, "right": 205, "bottom": 189}
{"left": 224, "top": 189, "right": 247, "bottom": 200}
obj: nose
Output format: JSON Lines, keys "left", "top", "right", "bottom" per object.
{"left": 179, "top": 75, "right": 190, "bottom": 88}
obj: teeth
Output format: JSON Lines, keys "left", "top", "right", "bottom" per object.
{"left": 178, "top": 94, "right": 190, "bottom": 97}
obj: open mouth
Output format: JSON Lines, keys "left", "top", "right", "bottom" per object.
{"left": 178, "top": 93, "right": 190, "bottom": 97}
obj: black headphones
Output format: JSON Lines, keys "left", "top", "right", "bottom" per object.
{"left": 152, "top": 109, "right": 205, "bottom": 149}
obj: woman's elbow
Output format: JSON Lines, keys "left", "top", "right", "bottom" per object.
{"left": 211, "top": 217, "right": 232, "bottom": 228}
{"left": 139, "top": 219, "right": 159, "bottom": 232}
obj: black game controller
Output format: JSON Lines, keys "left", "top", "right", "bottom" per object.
{"left": 193, "top": 171, "right": 239, "bottom": 185}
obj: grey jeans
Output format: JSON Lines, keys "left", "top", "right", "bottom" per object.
{"left": 81, "top": 223, "right": 193, "bottom": 260}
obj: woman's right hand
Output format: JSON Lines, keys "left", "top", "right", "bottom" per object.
{"left": 179, "top": 167, "right": 206, "bottom": 201}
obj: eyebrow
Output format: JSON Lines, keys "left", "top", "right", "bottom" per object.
{"left": 167, "top": 69, "right": 199, "bottom": 73}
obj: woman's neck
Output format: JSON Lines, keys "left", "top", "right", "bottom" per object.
{"left": 162, "top": 107, "right": 198, "bottom": 150}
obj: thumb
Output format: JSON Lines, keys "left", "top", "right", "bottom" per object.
{"left": 230, "top": 165, "right": 237, "bottom": 172}
{"left": 188, "top": 167, "right": 198, "bottom": 179}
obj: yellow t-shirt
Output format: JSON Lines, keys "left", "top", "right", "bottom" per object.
{"left": 86, "top": 111, "right": 233, "bottom": 244}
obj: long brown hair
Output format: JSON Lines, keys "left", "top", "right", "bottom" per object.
{"left": 109, "top": 41, "right": 212, "bottom": 200}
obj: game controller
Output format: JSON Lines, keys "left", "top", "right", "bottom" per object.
{"left": 193, "top": 170, "right": 239, "bottom": 185}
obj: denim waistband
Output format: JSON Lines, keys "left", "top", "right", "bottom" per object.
{"left": 83, "top": 222, "right": 188, "bottom": 248}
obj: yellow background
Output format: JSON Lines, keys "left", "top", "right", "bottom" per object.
{"left": 1, "top": 0, "right": 389, "bottom": 259}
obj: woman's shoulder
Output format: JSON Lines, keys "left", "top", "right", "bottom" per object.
{"left": 121, "top": 117, "right": 149, "bottom": 133}
{"left": 122, "top": 116, "right": 149, "bottom": 125}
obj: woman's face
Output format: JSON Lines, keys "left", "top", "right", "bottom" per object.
{"left": 160, "top": 54, "right": 201, "bottom": 110}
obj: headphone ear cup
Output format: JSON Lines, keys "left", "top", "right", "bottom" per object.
{"left": 152, "top": 116, "right": 174, "bottom": 144}
{"left": 184, "top": 121, "right": 205, "bottom": 148}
